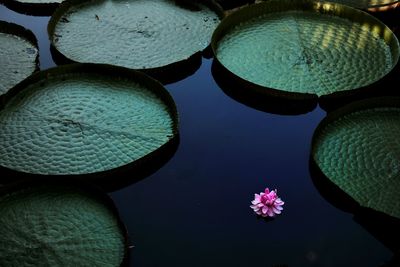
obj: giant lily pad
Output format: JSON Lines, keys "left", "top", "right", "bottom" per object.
{"left": 0, "top": 21, "right": 38, "bottom": 97}
{"left": 0, "top": 64, "right": 178, "bottom": 179}
{"left": 311, "top": 97, "right": 400, "bottom": 219}
{"left": 212, "top": 0, "right": 399, "bottom": 100}
{"left": 0, "top": 182, "right": 127, "bottom": 266}
{"left": 48, "top": 0, "right": 222, "bottom": 73}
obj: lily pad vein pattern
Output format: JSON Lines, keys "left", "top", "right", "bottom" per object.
{"left": 0, "top": 74, "right": 175, "bottom": 175}
{"left": 313, "top": 108, "right": 400, "bottom": 219}
{"left": 216, "top": 10, "right": 394, "bottom": 96}
{"left": 52, "top": 0, "right": 220, "bottom": 69}
{"left": 0, "top": 185, "right": 125, "bottom": 266}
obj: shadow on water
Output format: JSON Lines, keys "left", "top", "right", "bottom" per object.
{"left": 211, "top": 59, "right": 318, "bottom": 115}
{"left": 309, "top": 158, "right": 400, "bottom": 266}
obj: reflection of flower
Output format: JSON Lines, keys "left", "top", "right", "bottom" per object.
{"left": 250, "top": 188, "right": 284, "bottom": 217}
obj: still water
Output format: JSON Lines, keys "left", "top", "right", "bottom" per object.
{"left": 0, "top": 4, "right": 397, "bottom": 266}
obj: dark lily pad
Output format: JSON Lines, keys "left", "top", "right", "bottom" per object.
{"left": 48, "top": 0, "right": 222, "bottom": 80}
{"left": 0, "top": 21, "right": 38, "bottom": 98}
{"left": 212, "top": 0, "right": 399, "bottom": 106}
{"left": 0, "top": 64, "right": 178, "bottom": 183}
{"left": 0, "top": 181, "right": 128, "bottom": 266}
{"left": 311, "top": 97, "right": 400, "bottom": 219}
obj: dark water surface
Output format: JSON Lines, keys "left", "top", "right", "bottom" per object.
{"left": 0, "top": 4, "right": 396, "bottom": 267}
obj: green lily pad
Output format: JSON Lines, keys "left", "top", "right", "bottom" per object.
{"left": 0, "top": 21, "right": 38, "bottom": 97}
{"left": 48, "top": 0, "right": 221, "bottom": 71}
{"left": 312, "top": 97, "right": 400, "bottom": 219}
{"left": 0, "top": 182, "right": 127, "bottom": 266}
{"left": 0, "top": 64, "right": 178, "bottom": 177}
{"left": 212, "top": 0, "right": 399, "bottom": 98}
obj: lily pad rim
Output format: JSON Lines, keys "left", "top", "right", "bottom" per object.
{"left": 0, "top": 20, "right": 39, "bottom": 48}
{"left": 47, "top": 0, "right": 225, "bottom": 72}
{"left": 211, "top": 0, "right": 400, "bottom": 99}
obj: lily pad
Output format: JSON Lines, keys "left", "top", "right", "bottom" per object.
{"left": 311, "top": 97, "right": 400, "bottom": 219}
{"left": 0, "top": 182, "right": 127, "bottom": 266}
{"left": 48, "top": 0, "right": 222, "bottom": 72}
{"left": 212, "top": 0, "right": 399, "bottom": 99}
{"left": 0, "top": 21, "right": 38, "bottom": 97}
{"left": 0, "top": 64, "right": 178, "bottom": 178}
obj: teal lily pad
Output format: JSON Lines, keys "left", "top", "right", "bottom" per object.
{"left": 49, "top": 0, "right": 222, "bottom": 71}
{"left": 212, "top": 0, "right": 399, "bottom": 98}
{"left": 0, "top": 182, "right": 127, "bottom": 266}
{"left": 312, "top": 97, "right": 400, "bottom": 219}
{"left": 0, "top": 21, "right": 38, "bottom": 97}
{"left": 0, "top": 64, "right": 178, "bottom": 177}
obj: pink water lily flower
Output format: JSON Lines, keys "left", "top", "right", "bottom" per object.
{"left": 250, "top": 188, "right": 284, "bottom": 217}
